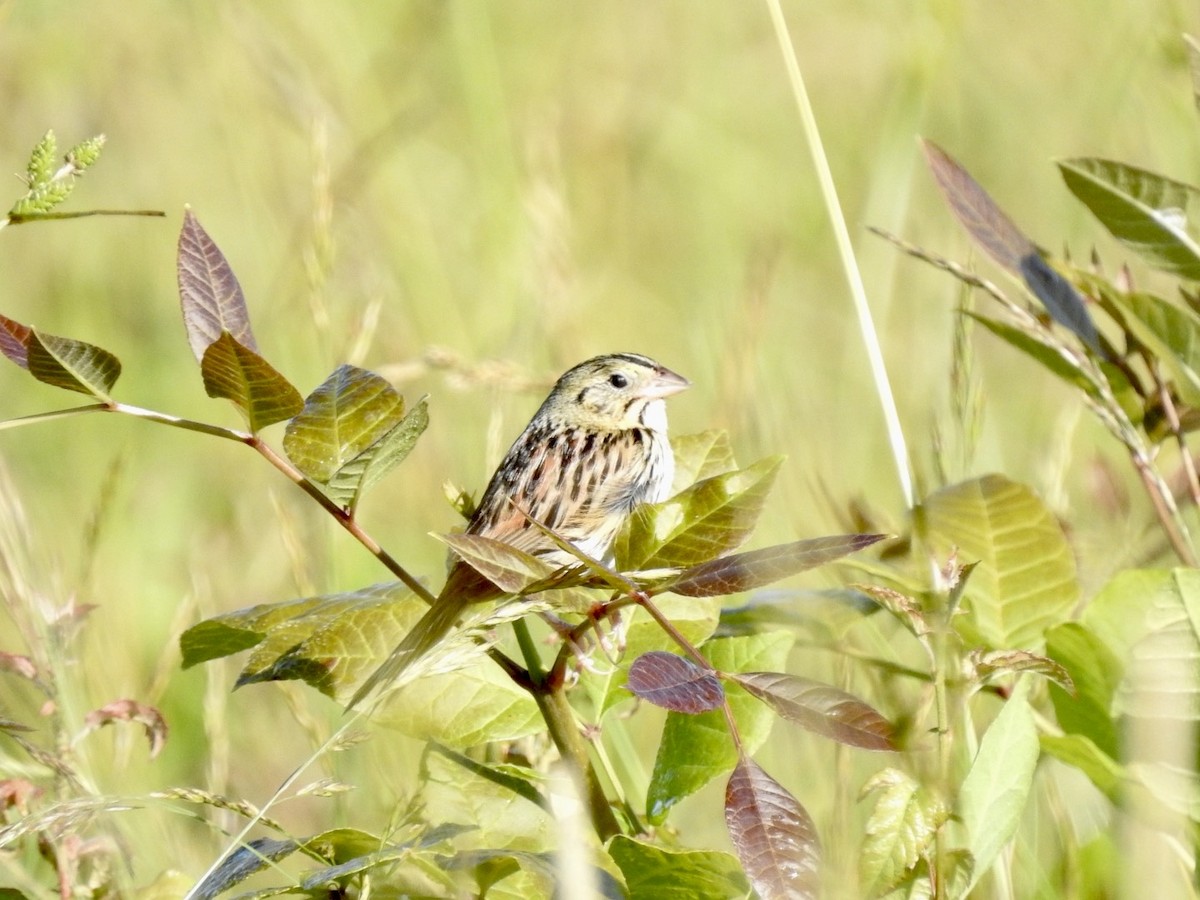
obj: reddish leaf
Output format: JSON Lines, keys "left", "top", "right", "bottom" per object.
{"left": 659, "top": 534, "right": 886, "bottom": 598}
{"left": 0, "top": 313, "right": 31, "bottom": 368}
{"left": 733, "top": 672, "right": 895, "bottom": 751}
{"left": 922, "top": 139, "right": 1035, "bottom": 271}
{"left": 177, "top": 209, "right": 258, "bottom": 362}
{"left": 725, "top": 756, "right": 820, "bottom": 899}
{"left": 81, "top": 699, "right": 168, "bottom": 758}
{"left": 0, "top": 651, "right": 37, "bottom": 680}
{"left": 627, "top": 651, "right": 725, "bottom": 713}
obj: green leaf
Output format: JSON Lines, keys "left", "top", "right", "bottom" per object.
{"left": 670, "top": 430, "right": 738, "bottom": 493}
{"left": 283, "top": 364, "right": 408, "bottom": 482}
{"left": 325, "top": 397, "right": 429, "bottom": 509}
{"left": 66, "top": 135, "right": 105, "bottom": 169}
{"left": 376, "top": 660, "right": 543, "bottom": 748}
{"left": 434, "top": 533, "right": 558, "bottom": 595}
{"left": 615, "top": 456, "right": 782, "bottom": 571}
{"left": 645, "top": 632, "right": 792, "bottom": 824}
{"left": 1106, "top": 290, "right": 1200, "bottom": 407}
{"left": 1059, "top": 158, "right": 1200, "bottom": 280}
{"left": 200, "top": 331, "right": 303, "bottom": 432}
{"left": 608, "top": 836, "right": 749, "bottom": 900}
{"left": 920, "top": 474, "right": 1079, "bottom": 649}
{"left": 25, "top": 130, "right": 56, "bottom": 187}
{"left": 968, "top": 312, "right": 1097, "bottom": 394}
{"left": 1039, "top": 733, "right": 1123, "bottom": 802}
{"left": 177, "top": 209, "right": 258, "bottom": 361}
{"left": 26, "top": 329, "right": 121, "bottom": 399}
{"left": 859, "top": 768, "right": 948, "bottom": 895}
{"left": 970, "top": 648, "right": 1075, "bottom": 694}
{"left": 958, "top": 681, "right": 1039, "bottom": 892}
{"left": 1045, "top": 622, "right": 1121, "bottom": 758}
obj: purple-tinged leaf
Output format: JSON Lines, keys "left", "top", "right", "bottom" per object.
{"left": 0, "top": 314, "right": 31, "bottom": 368}
{"left": 733, "top": 672, "right": 895, "bottom": 751}
{"left": 854, "top": 583, "right": 929, "bottom": 637}
{"left": 627, "top": 651, "right": 724, "bottom": 713}
{"left": 80, "top": 698, "right": 168, "bottom": 758}
{"left": 177, "top": 209, "right": 257, "bottom": 362}
{"left": 725, "top": 756, "right": 820, "bottom": 900}
{"left": 659, "top": 534, "right": 885, "bottom": 598}
{"left": 923, "top": 139, "right": 1035, "bottom": 271}
{"left": 200, "top": 331, "right": 303, "bottom": 432}
{"left": 27, "top": 330, "right": 121, "bottom": 399}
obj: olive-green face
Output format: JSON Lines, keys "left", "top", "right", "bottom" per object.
{"left": 552, "top": 352, "right": 689, "bottom": 431}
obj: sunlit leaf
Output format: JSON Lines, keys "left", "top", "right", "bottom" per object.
{"left": 921, "top": 474, "right": 1079, "bottom": 649}
{"left": 670, "top": 430, "right": 738, "bottom": 493}
{"left": 969, "top": 648, "right": 1075, "bottom": 694}
{"left": 177, "top": 209, "right": 257, "bottom": 361}
{"left": 859, "top": 768, "right": 948, "bottom": 895}
{"left": 608, "top": 836, "right": 749, "bottom": 900}
{"left": 958, "top": 681, "right": 1038, "bottom": 892}
{"left": 854, "top": 584, "right": 929, "bottom": 638}
{"left": 283, "top": 364, "right": 407, "bottom": 482}
{"left": 725, "top": 756, "right": 820, "bottom": 900}
{"left": 1045, "top": 622, "right": 1121, "bottom": 758}
{"left": 733, "top": 672, "right": 895, "bottom": 750}
{"left": 326, "top": 397, "right": 429, "bottom": 508}
{"left": 1105, "top": 290, "right": 1200, "bottom": 406}
{"left": 968, "top": 313, "right": 1096, "bottom": 394}
{"left": 615, "top": 457, "right": 782, "bottom": 571}
{"left": 0, "top": 313, "right": 31, "bottom": 368}
{"left": 26, "top": 329, "right": 121, "bottom": 399}
{"left": 626, "top": 652, "right": 724, "bottom": 713}
{"left": 1039, "top": 733, "right": 1122, "bottom": 802}
{"left": 434, "top": 533, "right": 558, "bottom": 595}
{"left": 1059, "top": 158, "right": 1200, "bottom": 280}
{"left": 200, "top": 331, "right": 303, "bottom": 432}
{"left": 646, "top": 633, "right": 791, "bottom": 823}
{"left": 923, "top": 139, "right": 1035, "bottom": 271}
{"left": 80, "top": 699, "right": 168, "bottom": 759}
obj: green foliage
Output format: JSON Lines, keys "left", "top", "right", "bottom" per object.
{"left": 7, "top": 130, "right": 106, "bottom": 220}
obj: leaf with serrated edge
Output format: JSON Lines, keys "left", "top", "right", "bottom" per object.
{"left": 734, "top": 672, "right": 895, "bottom": 750}
{"left": 958, "top": 681, "right": 1039, "bottom": 892}
{"left": 921, "top": 474, "right": 1079, "bottom": 650}
{"left": 200, "top": 331, "right": 303, "bottom": 432}
{"left": 859, "top": 768, "right": 948, "bottom": 894}
{"left": 658, "top": 533, "right": 885, "bottom": 598}
{"left": 328, "top": 397, "right": 429, "bottom": 508}
{"left": 608, "top": 835, "right": 750, "bottom": 900}
{"left": 27, "top": 329, "right": 121, "bottom": 399}
{"left": 0, "top": 313, "right": 31, "bottom": 368}
{"left": 725, "top": 755, "right": 820, "bottom": 900}
{"left": 177, "top": 209, "right": 258, "bottom": 361}
{"left": 1059, "top": 158, "right": 1200, "bottom": 281}
{"left": 626, "top": 651, "right": 724, "bottom": 713}
{"left": 922, "top": 140, "right": 1035, "bottom": 272}
{"left": 615, "top": 457, "right": 782, "bottom": 571}
{"left": 646, "top": 632, "right": 792, "bottom": 823}
{"left": 283, "top": 364, "right": 406, "bottom": 483}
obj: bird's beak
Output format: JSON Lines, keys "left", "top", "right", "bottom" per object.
{"left": 646, "top": 366, "right": 691, "bottom": 398}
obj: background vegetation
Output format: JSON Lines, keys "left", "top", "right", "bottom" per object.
{"left": 3, "top": 1, "right": 1200, "bottom": 896}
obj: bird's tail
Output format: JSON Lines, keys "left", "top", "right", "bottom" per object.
{"left": 347, "top": 591, "right": 470, "bottom": 710}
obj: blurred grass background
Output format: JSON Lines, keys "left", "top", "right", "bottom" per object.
{"left": 2, "top": 0, "right": 1199, "bottom": 891}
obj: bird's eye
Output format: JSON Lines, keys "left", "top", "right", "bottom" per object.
{"left": 608, "top": 372, "right": 629, "bottom": 389}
